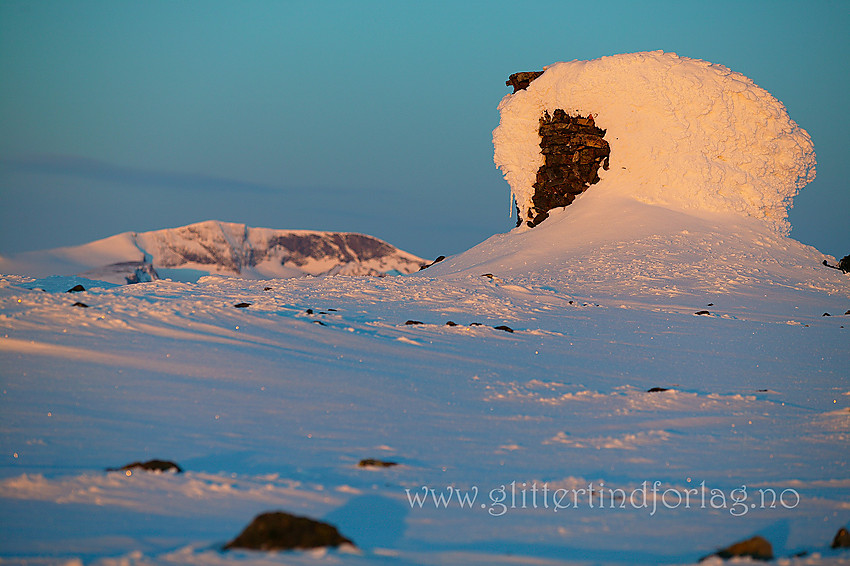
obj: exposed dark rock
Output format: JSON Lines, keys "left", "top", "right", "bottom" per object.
{"left": 313, "top": 320, "right": 326, "bottom": 326}
{"left": 469, "top": 322, "right": 483, "bottom": 326}
{"left": 405, "top": 320, "right": 424, "bottom": 325}
{"left": 506, "top": 71, "right": 544, "bottom": 93}
{"left": 263, "top": 287, "right": 272, "bottom": 291}
{"left": 707, "top": 303, "right": 714, "bottom": 306}
{"left": 327, "top": 308, "right": 338, "bottom": 312}
{"left": 66, "top": 284, "right": 86, "bottom": 293}
{"left": 823, "top": 312, "right": 831, "bottom": 316}
{"left": 833, "top": 527, "right": 850, "bottom": 549}
{"left": 647, "top": 387, "right": 670, "bottom": 393}
{"left": 493, "top": 325, "right": 514, "bottom": 333}
{"left": 482, "top": 273, "right": 495, "bottom": 279}
{"left": 224, "top": 511, "right": 353, "bottom": 551}
{"left": 445, "top": 321, "right": 458, "bottom": 326}
{"left": 358, "top": 458, "right": 398, "bottom": 468}
{"left": 823, "top": 257, "right": 850, "bottom": 273}
{"left": 234, "top": 302, "right": 251, "bottom": 308}
{"left": 72, "top": 302, "right": 88, "bottom": 308}
{"left": 305, "top": 309, "right": 314, "bottom": 314}
{"left": 418, "top": 255, "right": 446, "bottom": 271}
{"left": 80, "top": 261, "right": 159, "bottom": 285}
{"left": 845, "top": 310, "right": 850, "bottom": 315}
{"left": 109, "top": 459, "right": 183, "bottom": 473}
{"left": 524, "top": 109, "right": 610, "bottom": 227}
{"left": 701, "top": 535, "right": 773, "bottom": 562}
{"left": 695, "top": 310, "right": 711, "bottom": 316}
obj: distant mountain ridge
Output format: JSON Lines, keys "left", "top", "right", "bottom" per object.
{"left": 0, "top": 220, "right": 426, "bottom": 283}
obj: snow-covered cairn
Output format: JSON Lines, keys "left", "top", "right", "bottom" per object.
{"left": 494, "top": 51, "right": 816, "bottom": 232}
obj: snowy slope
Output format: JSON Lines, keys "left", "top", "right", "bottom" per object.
{"left": 0, "top": 52, "right": 848, "bottom": 565}
{"left": 0, "top": 220, "right": 426, "bottom": 283}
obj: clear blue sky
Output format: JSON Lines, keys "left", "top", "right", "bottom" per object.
{"left": 1, "top": 0, "right": 847, "bottom": 259}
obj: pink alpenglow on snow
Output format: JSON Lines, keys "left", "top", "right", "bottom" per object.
{"left": 493, "top": 51, "right": 816, "bottom": 233}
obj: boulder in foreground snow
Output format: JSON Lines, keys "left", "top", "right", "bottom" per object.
{"left": 224, "top": 511, "right": 354, "bottom": 551}
{"left": 701, "top": 535, "right": 773, "bottom": 562}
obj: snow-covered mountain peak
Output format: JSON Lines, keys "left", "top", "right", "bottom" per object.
{"left": 0, "top": 220, "right": 426, "bottom": 283}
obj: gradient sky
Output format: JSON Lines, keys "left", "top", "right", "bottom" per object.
{"left": 1, "top": 0, "right": 847, "bottom": 260}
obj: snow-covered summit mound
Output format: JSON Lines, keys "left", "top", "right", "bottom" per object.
{"left": 426, "top": 53, "right": 845, "bottom": 307}
{"left": 494, "top": 51, "right": 816, "bottom": 232}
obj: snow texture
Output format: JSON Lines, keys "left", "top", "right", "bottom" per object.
{"left": 494, "top": 51, "right": 816, "bottom": 232}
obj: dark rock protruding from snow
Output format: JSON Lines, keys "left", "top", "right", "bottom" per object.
{"left": 647, "top": 387, "right": 670, "bottom": 393}
{"left": 839, "top": 255, "right": 850, "bottom": 273}
{"left": 224, "top": 511, "right": 353, "bottom": 551}
{"left": 506, "top": 71, "right": 544, "bottom": 93}
{"left": 525, "top": 109, "right": 610, "bottom": 227}
{"left": 700, "top": 535, "right": 773, "bottom": 562}
{"left": 109, "top": 459, "right": 183, "bottom": 473}
{"left": 418, "top": 255, "right": 446, "bottom": 271}
{"left": 832, "top": 527, "right": 850, "bottom": 549}
{"left": 66, "top": 284, "right": 85, "bottom": 293}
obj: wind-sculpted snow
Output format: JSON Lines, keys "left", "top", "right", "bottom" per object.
{"left": 494, "top": 51, "right": 816, "bottom": 232}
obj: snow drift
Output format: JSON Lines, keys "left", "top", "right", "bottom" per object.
{"left": 493, "top": 51, "right": 816, "bottom": 233}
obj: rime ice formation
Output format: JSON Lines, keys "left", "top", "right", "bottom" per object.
{"left": 493, "top": 51, "right": 816, "bottom": 233}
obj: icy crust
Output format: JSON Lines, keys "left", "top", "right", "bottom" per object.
{"left": 493, "top": 51, "right": 816, "bottom": 232}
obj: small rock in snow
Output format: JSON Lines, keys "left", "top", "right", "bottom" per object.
{"left": 224, "top": 511, "right": 354, "bottom": 551}
{"left": 647, "top": 387, "right": 670, "bottom": 393}
{"left": 234, "top": 302, "right": 251, "bottom": 308}
{"left": 493, "top": 325, "right": 514, "bottom": 333}
{"left": 66, "top": 284, "right": 85, "bottom": 293}
{"left": 823, "top": 312, "right": 831, "bottom": 316}
{"left": 700, "top": 535, "right": 773, "bottom": 562}
{"left": 832, "top": 527, "right": 850, "bottom": 549}
{"left": 72, "top": 302, "right": 88, "bottom": 308}
{"left": 695, "top": 310, "right": 711, "bottom": 316}
{"left": 405, "top": 320, "right": 424, "bottom": 325}
{"left": 445, "top": 321, "right": 458, "bottom": 326}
